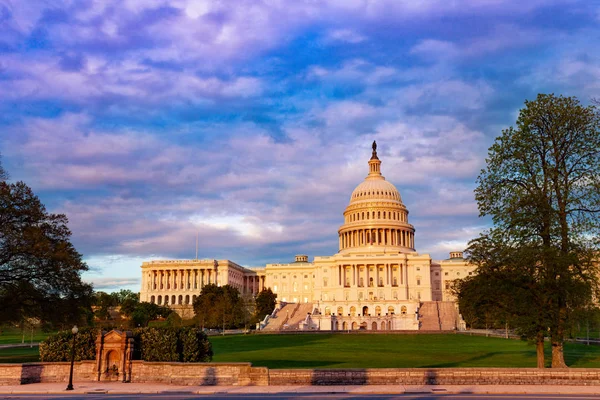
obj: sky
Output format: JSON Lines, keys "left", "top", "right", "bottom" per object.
{"left": 1, "top": 0, "right": 599, "bottom": 292}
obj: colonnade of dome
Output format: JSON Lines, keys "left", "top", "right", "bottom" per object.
{"left": 338, "top": 142, "right": 415, "bottom": 254}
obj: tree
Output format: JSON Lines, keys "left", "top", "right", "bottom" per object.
{"left": 130, "top": 302, "right": 172, "bottom": 327}
{"left": 192, "top": 284, "right": 247, "bottom": 330}
{"left": 469, "top": 94, "right": 600, "bottom": 368}
{"left": 0, "top": 152, "right": 7, "bottom": 182}
{"left": 254, "top": 288, "right": 277, "bottom": 322}
{"left": 0, "top": 180, "right": 93, "bottom": 327}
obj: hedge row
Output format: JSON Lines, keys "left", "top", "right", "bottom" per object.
{"left": 39, "top": 327, "right": 98, "bottom": 362}
{"left": 40, "top": 327, "right": 213, "bottom": 363}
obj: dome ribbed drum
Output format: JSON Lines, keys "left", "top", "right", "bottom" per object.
{"left": 338, "top": 142, "right": 415, "bottom": 254}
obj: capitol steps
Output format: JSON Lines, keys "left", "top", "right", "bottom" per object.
{"left": 261, "top": 303, "right": 296, "bottom": 331}
{"left": 282, "top": 303, "right": 314, "bottom": 331}
{"left": 418, "top": 302, "right": 441, "bottom": 330}
{"left": 418, "top": 301, "right": 459, "bottom": 331}
{"left": 438, "top": 301, "right": 458, "bottom": 330}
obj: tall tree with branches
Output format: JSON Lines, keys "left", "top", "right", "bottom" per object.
{"left": 467, "top": 94, "right": 600, "bottom": 368}
{"left": 0, "top": 178, "right": 92, "bottom": 327}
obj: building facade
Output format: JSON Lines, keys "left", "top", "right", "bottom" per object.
{"left": 140, "top": 142, "right": 476, "bottom": 329}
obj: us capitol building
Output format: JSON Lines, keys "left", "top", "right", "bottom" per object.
{"left": 140, "top": 142, "right": 475, "bottom": 330}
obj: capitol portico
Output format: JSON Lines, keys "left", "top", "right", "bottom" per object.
{"left": 140, "top": 142, "right": 475, "bottom": 330}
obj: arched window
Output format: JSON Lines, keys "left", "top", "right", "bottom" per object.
{"left": 388, "top": 306, "right": 395, "bottom": 315}
{"left": 164, "top": 296, "right": 169, "bottom": 305}
{"left": 150, "top": 295, "right": 155, "bottom": 304}
{"left": 350, "top": 306, "right": 356, "bottom": 316}
{"left": 178, "top": 295, "right": 183, "bottom": 305}
{"left": 171, "top": 295, "right": 176, "bottom": 304}
{"left": 375, "top": 306, "right": 382, "bottom": 316}
{"left": 401, "top": 306, "right": 407, "bottom": 315}
{"left": 193, "top": 295, "right": 197, "bottom": 303}
{"left": 157, "top": 295, "right": 162, "bottom": 305}
{"left": 185, "top": 295, "right": 190, "bottom": 305}
{"left": 337, "top": 306, "right": 343, "bottom": 316}
{"left": 325, "top": 306, "right": 331, "bottom": 315}
{"left": 372, "top": 322, "right": 378, "bottom": 330}
{"left": 362, "top": 306, "right": 369, "bottom": 316}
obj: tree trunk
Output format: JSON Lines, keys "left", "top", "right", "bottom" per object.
{"left": 536, "top": 333, "right": 545, "bottom": 369}
{"left": 551, "top": 340, "right": 568, "bottom": 368}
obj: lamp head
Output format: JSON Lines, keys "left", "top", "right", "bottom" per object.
{"left": 72, "top": 325, "right": 78, "bottom": 334}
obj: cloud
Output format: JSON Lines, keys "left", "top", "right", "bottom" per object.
{"left": 325, "top": 29, "right": 366, "bottom": 44}
{"left": 86, "top": 277, "right": 141, "bottom": 291}
{"left": 1, "top": 0, "right": 599, "bottom": 283}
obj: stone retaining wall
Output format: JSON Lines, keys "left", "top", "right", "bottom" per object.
{"left": 3, "top": 363, "right": 600, "bottom": 386}
{"left": 129, "top": 361, "right": 269, "bottom": 385}
{"left": 268, "top": 368, "right": 600, "bottom": 386}
{"left": 0, "top": 361, "right": 97, "bottom": 385}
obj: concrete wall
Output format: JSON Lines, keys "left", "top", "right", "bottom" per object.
{"left": 3, "top": 363, "right": 600, "bottom": 386}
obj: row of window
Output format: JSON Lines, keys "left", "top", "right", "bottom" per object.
{"left": 352, "top": 189, "right": 399, "bottom": 200}
{"left": 320, "top": 290, "right": 401, "bottom": 301}
{"left": 323, "top": 305, "right": 408, "bottom": 316}
{"left": 150, "top": 294, "right": 197, "bottom": 306}
{"left": 346, "top": 210, "right": 406, "bottom": 223}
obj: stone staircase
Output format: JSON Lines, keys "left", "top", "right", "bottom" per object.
{"left": 261, "top": 303, "right": 296, "bottom": 331}
{"left": 282, "top": 303, "right": 314, "bottom": 331}
{"left": 438, "top": 301, "right": 458, "bottom": 330}
{"left": 418, "top": 301, "right": 458, "bottom": 330}
{"left": 418, "top": 302, "right": 441, "bottom": 330}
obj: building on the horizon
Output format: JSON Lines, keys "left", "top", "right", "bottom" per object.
{"left": 140, "top": 142, "right": 475, "bottom": 330}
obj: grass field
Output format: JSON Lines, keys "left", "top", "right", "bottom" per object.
{"left": 0, "top": 326, "right": 56, "bottom": 345}
{"left": 209, "top": 334, "right": 600, "bottom": 369}
{"left": 0, "top": 346, "right": 40, "bottom": 363}
{"left": 3, "top": 333, "right": 600, "bottom": 368}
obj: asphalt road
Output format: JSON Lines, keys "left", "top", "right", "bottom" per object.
{"left": 2, "top": 394, "right": 600, "bottom": 400}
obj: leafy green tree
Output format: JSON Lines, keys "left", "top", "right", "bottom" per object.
{"left": 470, "top": 94, "right": 600, "bottom": 368}
{"left": 0, "top": 180, "right": 92, "bottom": 327}
{"left": 192, "top": 284, "right": 246, "bottom": 329}
{"left": 130, "top": 302, "right": 172, "bottom": 327}
{"left": 254, "top": 288, "right": 277, "bottom": 322}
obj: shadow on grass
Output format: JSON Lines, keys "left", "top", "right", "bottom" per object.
{"left": 211, "top": 333, "right": 330, "bottom": 356}
{"left": 564, "top": 342, "right": 600, "bottom": 367}
{"left": 421, "top": 351, "right": 506, "bottom": 368}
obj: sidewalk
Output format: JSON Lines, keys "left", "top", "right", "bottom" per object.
{"left": 2, "top": 382, "right": 600, "bottom": 395}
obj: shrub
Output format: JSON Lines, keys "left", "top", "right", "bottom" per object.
{"left": 180, "top": 327, "right": 213, "bottom": 362}
{"left": 137, "top": 327, "right": 179, "bottom": 362}
{"left": 39, "top": 327, "right": 99, "bottom": 362}
{"left": 40, "top": 326, "right": 213, "bottom": 363}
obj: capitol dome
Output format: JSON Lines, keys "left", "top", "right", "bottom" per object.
{"left": 338, "top": 141, "right": 415, "bottom": 254}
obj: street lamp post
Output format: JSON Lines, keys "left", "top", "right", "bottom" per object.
{"left": 65, "top": 325, "right": 78, "bottom": 391}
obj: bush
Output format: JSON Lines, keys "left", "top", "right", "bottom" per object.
{"left": 39, "top": 327, "right": 99, "bottom": 362}
{"left": 180, "top": 327, "right": 213, "bottom": 362}
{"left": 136, "top": 327, "right": 179, "bottom": 362}
{"left": 40, "top": 326, "right": 212, "bottom": 363}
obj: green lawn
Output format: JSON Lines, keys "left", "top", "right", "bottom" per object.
{"left": 0, "top": 326, "right": 56, "bottom": 345}
{"left": 3, "top": 333, "right": 600, "bottom": 368}
{"left": 209, "top": 334, "right": 600, "bottom": 369}
{"left": 0, "top": 346, "right": 40, "bottom": 363}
